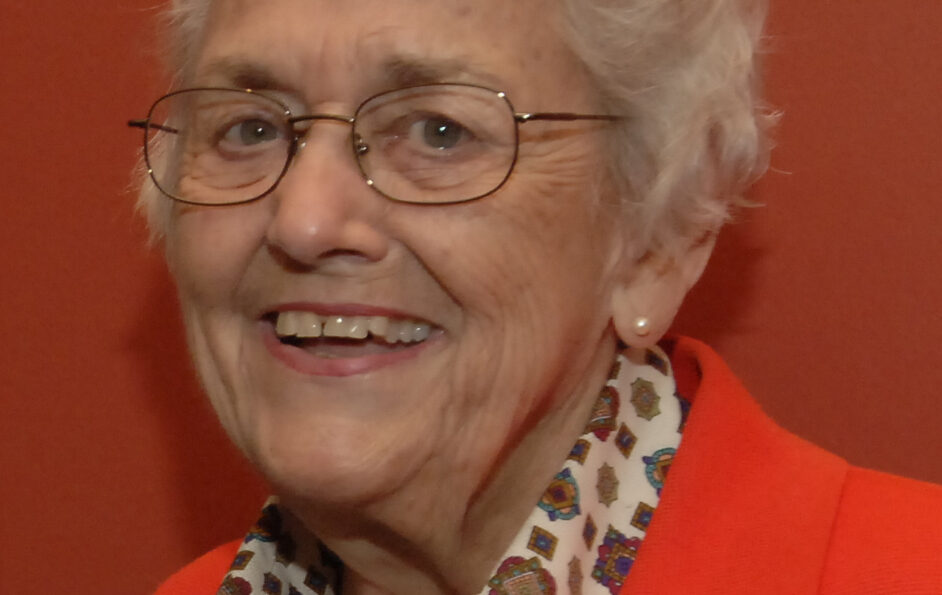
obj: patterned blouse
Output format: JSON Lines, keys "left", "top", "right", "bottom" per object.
{"left": 217, "top": 344, "right": 688, "bottom": 595}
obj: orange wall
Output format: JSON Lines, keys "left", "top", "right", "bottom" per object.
{"left": 1, "top": 2, "right": 939, "bottom": 593}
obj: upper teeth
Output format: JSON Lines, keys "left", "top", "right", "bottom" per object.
{"left": 274, "top": 311, "right": 432, "bottom": 344}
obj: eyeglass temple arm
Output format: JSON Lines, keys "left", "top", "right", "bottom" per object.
{"left": 515, "top": 113, "right": 621, "bottom": 123}
{"left": 127, "top": 120, "right": 179, "bottom": 134}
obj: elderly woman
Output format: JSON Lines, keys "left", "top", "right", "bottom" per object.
{"left": 132, "top": 0, "right": 942, "bottom": 593}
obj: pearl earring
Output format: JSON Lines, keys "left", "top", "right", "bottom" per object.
{"left": 632, "top": 316, "right": 651, "bottom": 337}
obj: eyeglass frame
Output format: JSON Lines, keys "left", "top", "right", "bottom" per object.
{"left": 128, "top": 83, "right": 621, "bottom": 206}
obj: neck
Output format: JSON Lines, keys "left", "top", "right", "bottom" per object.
{"left": 286, "top": 337, "right": 618, "bottom": 594}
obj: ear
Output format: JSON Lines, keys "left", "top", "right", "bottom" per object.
{"left": 610, "top": 234, "right": 716, "bottom": 348}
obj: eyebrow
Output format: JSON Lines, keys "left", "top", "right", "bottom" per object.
{"left": 196, "top": 52, "right": 503, "bottom": 96}
{"left": 378, "top": 55, "right": 499, "bottom": 88}
{"left": 197, "top": 57, "right": 286, "bottom": 90}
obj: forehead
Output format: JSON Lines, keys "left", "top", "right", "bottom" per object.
{"left": 195, "top": 0, "right": 586, "bottom": 105}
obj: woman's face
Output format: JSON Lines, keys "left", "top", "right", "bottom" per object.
{"left": 168, "top": 0, "right": 629, "bottom": 510}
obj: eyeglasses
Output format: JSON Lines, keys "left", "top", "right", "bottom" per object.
{"left": 128, "top": 84, "right": 619, "bottom": 206}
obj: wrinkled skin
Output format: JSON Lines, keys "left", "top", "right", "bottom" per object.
{"left": 165, "top": 0, "right": 692, "bottom": 592}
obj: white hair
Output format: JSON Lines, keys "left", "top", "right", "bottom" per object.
{"left": 137, "top": 0, "right": 773, "bottom": 257}
{"left": 560, "top": 0, "right": 773, "bottom": 256}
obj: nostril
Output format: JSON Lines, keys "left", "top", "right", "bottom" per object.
{"left": 266, "top": 243, "right": 382, "bottom": 272}
{"left": 320, "top": 248, "right": 368, "bottom": 259}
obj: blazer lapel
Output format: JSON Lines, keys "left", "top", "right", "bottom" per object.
{"left": 622, "top": 338, "right": 848, "bottom": 594}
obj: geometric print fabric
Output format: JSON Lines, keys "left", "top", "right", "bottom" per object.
{"left": 484, "top": 345, "right": 684, "bottom": 595}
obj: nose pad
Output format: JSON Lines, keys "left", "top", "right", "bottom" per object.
{"left": 354, "top": 134, "right": 370, "bottom": 156}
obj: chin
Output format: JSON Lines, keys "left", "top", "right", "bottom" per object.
{"left": 216, "top": 381, "right": 444, "bottom": 510}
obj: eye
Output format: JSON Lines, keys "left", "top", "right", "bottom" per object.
{"left": 409, "top": 116, "right": 468, "bottom": 150}
{"left": 222, "top": 118, "right": 282, "bottom": 146}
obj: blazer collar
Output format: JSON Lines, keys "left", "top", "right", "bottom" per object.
{"left": 624, "top": 337, "right": 849, "bottom": 594}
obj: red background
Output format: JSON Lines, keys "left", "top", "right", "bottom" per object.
{"left": 1, "top": 1, "right": 940, "bottom": 592}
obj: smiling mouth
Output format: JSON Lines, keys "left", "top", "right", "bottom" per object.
{"left": 270, "top": 311, "right": 435, "bottom": 358}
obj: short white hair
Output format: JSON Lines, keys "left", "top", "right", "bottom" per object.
{"left": 137, "top": 0, "right": 773, "bottom": 257}
{"left": 560, "top": 0, "right": 773, "bottom": 256}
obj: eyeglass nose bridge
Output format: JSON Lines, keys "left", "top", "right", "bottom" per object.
{"left": 286, "top": 113, "right": 374, "bottom": 172}
{"left": 288, "top": 113, "right": 355, "bottom": 147}
{"left": 284, "top": 113, "right": 373, "bottom": 192}
{"left": 288, "top": 113, "right": 372, "bottom": 160}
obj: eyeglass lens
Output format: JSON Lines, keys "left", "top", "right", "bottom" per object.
{"left": 144, "top": 86, "right": 519, "bottom": 205}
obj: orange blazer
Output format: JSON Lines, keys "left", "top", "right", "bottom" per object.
{"left": 155, "top": 338, "right": 942, "bottom": 594}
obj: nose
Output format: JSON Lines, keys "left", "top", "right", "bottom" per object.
{"left": 264, "top": 124, "right": 391, "bottom": 268}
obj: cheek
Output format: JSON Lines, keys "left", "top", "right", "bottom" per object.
{"left": 413, "top": 178, "right": 618, "bottom": 415}
{"left": 166, "top": 205, "right": 270, "bottom": 305}
{"left": 450, "top": 184, "right": 614, "bottom": 313}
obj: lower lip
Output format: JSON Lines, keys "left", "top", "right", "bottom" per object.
{"left": 259, "top": 320, "right": 440, "bottom": 377}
